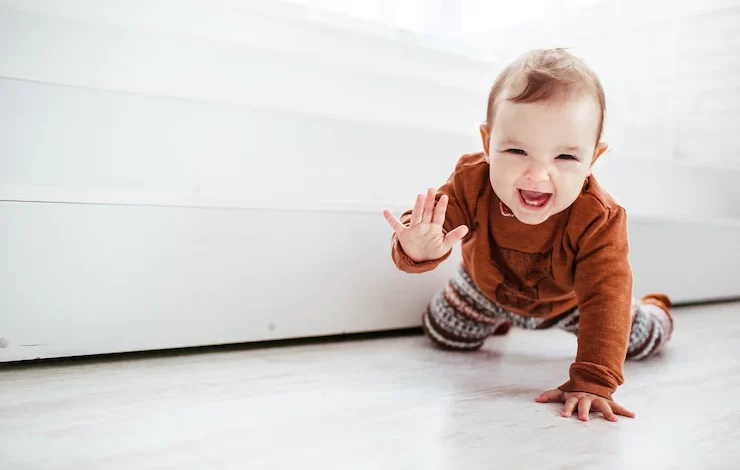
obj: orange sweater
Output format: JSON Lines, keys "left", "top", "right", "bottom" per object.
{"left": 391, "top": 152, "right": 633, "bottom": 400}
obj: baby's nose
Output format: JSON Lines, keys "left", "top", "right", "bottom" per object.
{"left": 524, "top": 164, "right": 550, "bottom": 182}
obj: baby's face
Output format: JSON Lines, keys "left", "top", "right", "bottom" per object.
{"left": 483, "top": 92, "right": 605, "bottom": 225}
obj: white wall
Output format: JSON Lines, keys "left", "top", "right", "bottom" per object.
{"left": 0, "top": 1, "right": 486, "bottom": 207}
{"left": 1, "top": 0, "right": 739, "bottom": 361}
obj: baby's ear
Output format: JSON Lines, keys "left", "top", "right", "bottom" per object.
{"left": 479, "top": 123, "right": 491, "bottom": 160}
{"left": 591, "top": 142, "right": 609, "bottom": 168}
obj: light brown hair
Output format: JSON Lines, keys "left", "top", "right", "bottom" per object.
{"left": 484, "top": 48, "right": 606, "bottom": 143}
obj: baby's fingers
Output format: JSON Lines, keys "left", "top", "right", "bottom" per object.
{"left": 562, "top": 397, "right": 579, "bottom": 418}
{"left": 593, "top": 399, "right": 618, "bottom": 422}
{"left": 608, "top": 401, "right": 636, "bottom": 418}
{"left": 535, "top": 389, "right": 564, "bottom": 403}
{"left": 431, "top": 194, "right": 448, "bottom": 225}
{"left": 578, "top": 397, "right": 593, "bottom": 421}
{"left": 444, "top": 225, "right": 469, "bottom": 246}
{"left": 410, "top": 193, "right": 425, "bottom": 225}
{"left": 383, "top": 210, "right": 406, "bottom": 235}
{"left": 422, "top": 188, "right": 436, "bottom": 223}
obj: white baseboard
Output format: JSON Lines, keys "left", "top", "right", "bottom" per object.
{"left": 1, "top": 200, "right": 738, "bottom": 362}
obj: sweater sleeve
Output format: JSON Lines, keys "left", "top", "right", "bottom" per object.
{"left": 558, "top": 207, "right": 633, "bottom": 400}
{"left": 391, "top": 157, "right": 475, "bottom": 274}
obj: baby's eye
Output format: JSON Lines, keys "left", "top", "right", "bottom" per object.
{"left": 557, "top": 154, "right": 578, "bottom": 161}
{"left": 506, "top": 149, "right": 526, "bottom": 155}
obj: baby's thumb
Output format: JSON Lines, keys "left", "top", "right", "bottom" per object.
{"left": 444, "top": 225, "right": 469, "bottom": 246}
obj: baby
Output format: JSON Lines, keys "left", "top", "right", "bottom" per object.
{"left": 383, "top": 48, "right": 673, "bottom": 422}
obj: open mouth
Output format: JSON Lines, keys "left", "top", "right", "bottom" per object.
{"left": 518, "top": 189, "right": 553, "bottom": 209}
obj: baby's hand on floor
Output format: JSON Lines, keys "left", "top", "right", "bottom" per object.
{"left": 536, "top": 389, "right": 636, "bottom": 422}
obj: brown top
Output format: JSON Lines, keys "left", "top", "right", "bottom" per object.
{"left": 391, "top": 152, "right": 633, "bottom": 400}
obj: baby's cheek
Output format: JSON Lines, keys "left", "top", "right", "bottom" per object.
{"left": 554, "top": 173, "right": 588, "bottom": 206}
{"left": 489, "top": 167, "right": 516, "bottom": 196}
{"left": 557, "top": 167, "right": 588, "bottom": 189}
{"left": 490, "top": 157, "right": 521, "bottom": 183}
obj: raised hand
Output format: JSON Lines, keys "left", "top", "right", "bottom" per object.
{"left": 383, "top": 188, "right": 469, "bottom": 263}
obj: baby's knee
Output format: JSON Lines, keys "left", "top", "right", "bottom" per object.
{"left": 421, "top": 306, "right": 487, "bottom": 351}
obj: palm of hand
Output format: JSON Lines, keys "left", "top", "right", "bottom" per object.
{"left": 397, "top": 221, "right": 447, "bottom": 261}
{"left": 383, "top": 188, "right": 469, "bottom": 263}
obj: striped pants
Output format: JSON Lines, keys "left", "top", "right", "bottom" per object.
{"left": 423, "top": 264, "right": 674, "bottom": 361}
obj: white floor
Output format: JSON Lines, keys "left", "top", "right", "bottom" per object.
{"left": 2, "top": 302, "right": 739, "bottom": 470}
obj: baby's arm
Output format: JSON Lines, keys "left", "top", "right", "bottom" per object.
{"left": 558, "top": 207, "right": 633, "bottom": 401}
